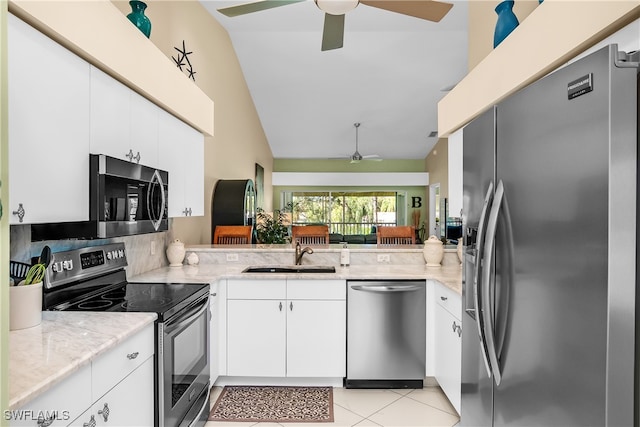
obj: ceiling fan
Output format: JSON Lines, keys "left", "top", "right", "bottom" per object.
{"left": 216, "top": 0, "right": 454, "bottom": 51}
{"left": 342, "top": 122, "right": 382, "bottom": 163}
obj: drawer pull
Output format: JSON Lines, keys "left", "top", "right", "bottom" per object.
{"left": 98, "top": 403, "right": 110, "bottom": 421}
{"left": 37, "top": 414, "right": 54, "bottom": 427}
{"left": 83, "top": 415, "right": 96, "bottom": 427}
{"left": 127, "top": 351, "right": 139, "bottom": 360}
{"left": 440, "top": 296, "right": 448, "bottom": 301}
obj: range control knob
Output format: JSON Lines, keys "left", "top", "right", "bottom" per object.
{"left": 118, "top": 249, "right": 125, "bottom": 258}
{"left": 106, "top": 252, "right": 112, "bottom": 260}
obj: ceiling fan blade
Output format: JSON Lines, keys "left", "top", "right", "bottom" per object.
{"left": 321, "top": 13, "right": 345, "bottom": 51}
{"left": 359, "top": 0, "right": 453, "bottom": 22}
{"left": 217, "top": 0, "right": 306, "bottom": 17}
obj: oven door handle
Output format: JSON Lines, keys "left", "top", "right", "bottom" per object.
{"left": 165, "top": 296, "right": 209, "bottom": 332}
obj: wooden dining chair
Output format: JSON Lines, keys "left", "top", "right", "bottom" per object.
{"left": 377, "top": 226, "right": 416, "bottom": 245}
{"left": 213, "top": 225, "right": 253, "bottom": 244}
{"left": 291, "top": 225, "right": 329, "bottom": 245}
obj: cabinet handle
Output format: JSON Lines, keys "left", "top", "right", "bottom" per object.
{"left": 440, "top": 296, "right": 448, "bottom": 301}
{"left": 37, "top": 414, "right": 54, "bottom": 427}
{"left": 457, "top": 326, "right": 462, "bottom": 337}
{"left": 133, "top": 151, "right": 141, "bottom": 163}
{"left": 290, "top": 302, "right": 293, "bottom": 311}
{"left": 98, "top": 403, "right": 110, "bottom": 421}
{"left": 279, "top": 302, "right": 283, "bottom": 311}
{"left": 182, "top": 207, "right": 191, "bottom": 216}
{"left": 127, "top": 351, "right": 139, "bottom": 360}
{"left": 83, "top": 415, "right": 96, "bottom": 427}
{"left": 452, "top": 321, "right": 462, "bottom": 337}
{"left": 452, "top": 321, "right": 457, "bottom": 332}
{"left": 188, "top": 207, "right": 193, "bottom": 216}
{"left": 12, "top": 203, "right": 25, "bottom": 223}
{"left": 125, "top": 149, "right": 134, "bottom": 162}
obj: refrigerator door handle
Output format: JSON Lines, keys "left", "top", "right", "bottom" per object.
{"left": 481, "top": 180, "right": 505, "bottom": 386}
{"left": 473, "top": 182, "right": 494, "bottom": 378}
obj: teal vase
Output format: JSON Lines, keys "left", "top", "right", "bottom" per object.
{"left": 127, "top": 1, "right": 151, "bottom": 38}
{"left": 493, "top": 0, "right": 519, "bottom": 48}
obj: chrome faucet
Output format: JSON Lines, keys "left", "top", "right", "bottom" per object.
{"left": 295, "top": 241, "right": 313, "bottom": 265}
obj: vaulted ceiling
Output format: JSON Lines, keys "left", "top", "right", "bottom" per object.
{"left": 200, "top": 0, "right": 469, "bottom": 160}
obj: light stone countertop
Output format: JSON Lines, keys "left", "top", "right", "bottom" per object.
{"left": 9, "top": 311, "right": 157, "bottom": 410}
{"left": 130, "top": 263, "right": 462, "bottom": 294}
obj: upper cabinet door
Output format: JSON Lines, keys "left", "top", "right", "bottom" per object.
{"left": 130, "top": 91, "right": 159, "bottom": 168}
{"left": 8, "top": 14, "right": 91, "bottom": 225}
{"left": 89, "top": 66, "right": 131, "bottom": 160}
{"left": 158, "top": 109, "right": 204, "bottom": 217}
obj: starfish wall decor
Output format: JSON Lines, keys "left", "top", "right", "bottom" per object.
{"left": 172, "top": 40, "right": 196, "bottom": 81}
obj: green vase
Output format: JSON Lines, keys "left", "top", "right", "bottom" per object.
{"left": 127, "top": 1, "right": 151, "bottom": 38}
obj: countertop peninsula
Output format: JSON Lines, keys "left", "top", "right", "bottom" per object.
{"left": 9, "top": 311, "right": 157, "bottom": 410}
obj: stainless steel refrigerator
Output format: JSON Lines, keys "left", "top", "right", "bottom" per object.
{"left": 461, "top": 44, "right": 638, "bottom": 427}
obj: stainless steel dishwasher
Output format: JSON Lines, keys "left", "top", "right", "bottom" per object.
{"left": 346, "top": 280, "right": 426, "bottom": 389}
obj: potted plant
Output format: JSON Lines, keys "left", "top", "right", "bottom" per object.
{"left": 255, "top": 203, "right": 293, "bottom": 244}
{"left": 10, "top": 263, "right": 46, "bottom": 330}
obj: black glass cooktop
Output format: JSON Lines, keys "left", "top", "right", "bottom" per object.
{"left": 51, "top": 280, "right": 209, "bottom": 322}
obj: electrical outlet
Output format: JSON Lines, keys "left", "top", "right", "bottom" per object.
{"left": 226, "top": 253, "right": 239, "bottom": 262}
{"left": 377, "top": 254, "right": 390, "bottom": 263}
{"left": 150, "top": 241, "right": 156, "bottom": 255}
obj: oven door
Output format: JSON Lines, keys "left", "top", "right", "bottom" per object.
{"left": 159, "top": 294, "right": 210, "bottom": 427}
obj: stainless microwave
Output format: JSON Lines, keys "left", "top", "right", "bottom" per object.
{"left": 31, "top": 154, "right": 168, "bottom": 240}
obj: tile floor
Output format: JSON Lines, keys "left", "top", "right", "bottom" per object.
{"left": 205, "top": 383, "right": 460, "bottom": 427}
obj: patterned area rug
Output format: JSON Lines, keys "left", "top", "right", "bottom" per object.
{"left": 208, "top": 385, "right": 334, "bottom": 423}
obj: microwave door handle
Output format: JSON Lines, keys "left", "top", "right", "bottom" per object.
{"left": 148, "top": 170, "right": 166, "bottom": 231}
{"left": 474, "top": 181, "right": 494, "bottom": 378}
{"left": 481, "top": 179, "right": 505, "bottom": 387}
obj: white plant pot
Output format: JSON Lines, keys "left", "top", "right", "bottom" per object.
{"left": 423, "top": 235, "right": 444, "bottom": 266}
{"left": 10, "top": 281, "right": 43, "bottom": 330}
{"left": 166, "top": 239, "right": 186, "bottom": 267}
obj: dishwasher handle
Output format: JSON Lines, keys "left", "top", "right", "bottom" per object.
{"left": 350, "top": 284, "right": 423, "bottom": 293}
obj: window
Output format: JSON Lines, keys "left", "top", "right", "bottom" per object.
{"left": 290, "top": 192, "right": 397, "bottom": 235}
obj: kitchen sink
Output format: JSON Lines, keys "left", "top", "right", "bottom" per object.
{"left": 242, "top": 265, "right": 337, "bottom": 273}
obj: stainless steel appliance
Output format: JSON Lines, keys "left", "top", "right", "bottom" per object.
{"left": 461, "top": 44, "right": 638, "bottom": 426}
{"left": 32, "top": 154, "right": 168, "bottom": 240}
{"left": 346, "top": 280, "right": 426, "bottom": 388}
{"left": 43, "top": 243, "right": 210, "bottom": 427}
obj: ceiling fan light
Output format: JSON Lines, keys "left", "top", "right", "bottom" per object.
{"left": 315, "top": 0, "right": 359, "bottom": 15}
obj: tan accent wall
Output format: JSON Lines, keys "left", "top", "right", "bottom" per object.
{"left": 440, "top": 0, "right": 640, "bottom": 136}
{"left": 424, "top": 138, "right": 448, "bottom": 234}
{"left": 468, "top": 1, "right": 538, "bottom": 71}
{"left": 111, "top": 0, "right": 274, "bottom": 244}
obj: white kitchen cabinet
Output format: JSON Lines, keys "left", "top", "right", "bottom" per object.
{"left": 157, "top": 109, "right": 205, "bottom": 218}
{"left": 225, "top": 279, "right": 346, "bottom": 378}
{"left": 286, "top": 299, "right": 346, "bottom": 377}
{"left": 434, "top": 282, "right": 462, "bottom": 414}
{"left": 89, "top": 67, "right": 159, "bottom": 167}
{"left": 7, "top": 14, "right": 90, "bottom": 225}
{"left": 71, "top": 357, "right": 154, "bottom": 427}
{"left": 12, "top": 323, "right": 154, "bottom": 427}
{"left": 227, "top": 299, "right": 287, "bottom": 377}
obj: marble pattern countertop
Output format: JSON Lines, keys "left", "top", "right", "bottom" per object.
{"left": 130, "top": 263, "right": 462, "bottom": 294}
{"left": 9, "top": 311, "right": 157, "bottom": 410}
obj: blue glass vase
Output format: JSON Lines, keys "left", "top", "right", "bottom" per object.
{"left": 493, "top": 0, "right": 519, "bottom": 48}
{"left": 127, "top": 1, "right": 152, "bottom": 38}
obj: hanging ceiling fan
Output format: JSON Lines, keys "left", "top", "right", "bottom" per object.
{"left": 340, "top": 122, "right": 382, "bottom": 163}
{"left": 216, "top": 0, "right": 454, "bottom": 51}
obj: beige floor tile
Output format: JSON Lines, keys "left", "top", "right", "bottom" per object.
{"left": 389, "top": 388, "right": 415, "bottom": 396}
{"left": 405, "top": 387, "right": 458, "bottom": 416}
{"left": 353, "top": 419, "right": 383, "bottom": 426}
{"left": 368, "top": 396, "right": 460, "bottom": 427}
{"left": 333, "top": 388, "right": 403, "bottom": 418}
